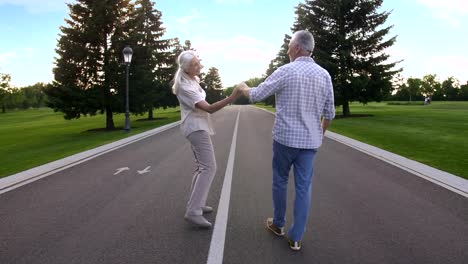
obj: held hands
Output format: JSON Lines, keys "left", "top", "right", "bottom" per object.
{"left": 227, "top": 82, "right": 251, "bottom": 104}
{"left": 232, "top": 82, "right": 250, "bottom": 98}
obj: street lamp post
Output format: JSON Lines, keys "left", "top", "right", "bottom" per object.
{"left": 123, "top": 46, "right": 133, "bottom": 132}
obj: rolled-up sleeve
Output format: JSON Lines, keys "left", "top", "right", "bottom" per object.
{"left": 322, "top": 75, "right": 335, "bottom": 120}
{"left": 249, "top": 67, "right": 287, "bottom": 103}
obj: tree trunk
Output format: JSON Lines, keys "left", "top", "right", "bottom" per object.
{"left": 1, "top": 104, "right": 5, "bottom": 113}
{"left": 106, "top": 105, "right": 115, "bottom": 130}
{"left": 342, "top": 100, "right": 350, "bottom": 117}
{"left": 148, "top": 107, "right": 154, "bottom": 120}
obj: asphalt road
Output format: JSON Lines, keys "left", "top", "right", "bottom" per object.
{"left": 1, "top": 105, "right": 467, "bottom": 264}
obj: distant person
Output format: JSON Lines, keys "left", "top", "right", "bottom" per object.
{"left": 172, "top": 50, "right": 241, "bottom": 228}
{"left": 424, "top": 97, "right": 431, "bottom": 105}
{"left": 237, "top": 30, "right": 335, "bottom": 250}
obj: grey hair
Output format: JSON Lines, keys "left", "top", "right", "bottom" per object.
{"left": 293, "top": 30, "right": 315, "bottom": 54}
{"left": 172, "top": 50, "right": 198, "bottom": 95}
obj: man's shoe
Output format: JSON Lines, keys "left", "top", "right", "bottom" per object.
{"left": 202, "top": 206, "right": 213, "bottom": 214}
{"left": 287, "top": 239, "right": 302, "bottom": 251}
{"left": 184, "top": 214, "right": 212, "bottom": 228}
{"left": 266, "top": 217, "right": 285, "bottom": 236}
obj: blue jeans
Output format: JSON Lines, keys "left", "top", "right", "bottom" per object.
{"left": 272, "top": 140, "right": 317, "bottom": 241}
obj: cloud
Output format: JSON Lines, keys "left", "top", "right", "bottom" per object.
{"left": 192, "top": 35, "right": 278, "bottom": 86}
{"left": 0, "top": 48, "right": 54, "bottom": 87}
{"left": 0, "top": 0, "right": 70, "bottom": 13}
{"left": 175, "top": 9, "right": 201, "bottom": 25}
{"left": 416, "top": 0, "right": 468, "bottom": 13}
{"left": 165, "top": 9, "right": 203, "bottom": 35}
{"left": 0, "top": 52, "right": 17, "bottom": 66}
{"left": 399, "top": 53, "right": 468, "bottom": 83}
{"left": 423, "top": 55, "right": 468, "bottom": 82}
{"left": 415, "top": 0, "right": 468, "bottom": 27}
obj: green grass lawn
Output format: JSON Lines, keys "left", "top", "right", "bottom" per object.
{"left": 0, "top": 108, "right": 180, "bottom": 178}
{"left": 256, "top": 101, "right": 468, "bottom": 179}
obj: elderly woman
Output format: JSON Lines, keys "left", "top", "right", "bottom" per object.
{"left": 173, "top": 50, "right": 240, "bottom": 228}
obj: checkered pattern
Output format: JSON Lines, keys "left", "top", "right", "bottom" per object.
{"left": 250, "top": 57, "right": 335, "bottom": 149}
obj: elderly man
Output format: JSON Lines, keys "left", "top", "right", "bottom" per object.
{"left": 238, "top": 30, "right": 335, "bottom": 251}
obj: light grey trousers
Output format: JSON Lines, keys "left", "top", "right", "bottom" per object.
{"left": 186, "top": 130, "right": 217, "bottom": 216}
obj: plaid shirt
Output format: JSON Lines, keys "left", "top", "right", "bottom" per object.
{"left": 250, "top": 56, "right": 335, "bottom": 149}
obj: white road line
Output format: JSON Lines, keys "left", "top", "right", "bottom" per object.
{"left": 0, "top": 121, "right": 181, "bottom": 195}
{"left": 206, "top": 109, "right": 240, "bottom": 264}
{"left": 137, "top": 166, "right": 151, "bottom": 175}
{"left": 251, "top": 105, "right": 468, "bottom": 198}
{"left": 114, "top": 167, "right": 130, "bottom": 175}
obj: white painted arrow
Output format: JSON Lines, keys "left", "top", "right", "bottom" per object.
{"left": 138, "top": 166, "right": 151, "bottom": 175}
{"left": 114, "top": 167, "right": 130, "bottom": 175}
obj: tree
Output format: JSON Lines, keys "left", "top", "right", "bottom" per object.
{"left": 202, "top": 67, "right": 223, "bottom": 104}
{"left": 5, "top": 87, "right": 24, "bottom": 109}
{"left": 183, "top": 40, "right": 195, "bottom": 51}
{"left": 439, "top": 77, "right": 460, "bottom": 101}
{"left": 421, "top": 74, "right": 441, "bottom": 100}
{"left": 292, "top": 0, "right": 401, "bottom": 116}
{"left": 406, "top": 77, "right": 422, "bottom": 102}
{"left": 46, "top": 0, "right": 132, "bottom": 130}
{"left": 262, "top": 34, "right": 291, "bottom": 107}
{"left": 162, "top": 37, "right": 186, "bottom": 107}
{"left": 265, "top": 34, "right": 291, "bottom": 77}
{"left": 126, "top": 0, "right": 174, "bottom": 120}
{"left": 459, "top": 82, "right": 468, "bottom": 101}
{"left": 20, "top": 83, "right": 48, "bottom": 109}
{"left": 0, "top": 73, "right": 12, "bottom": 113}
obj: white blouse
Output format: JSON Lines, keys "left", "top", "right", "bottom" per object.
{"left": 176, "top": 78, "right": 214, "bottom": 137}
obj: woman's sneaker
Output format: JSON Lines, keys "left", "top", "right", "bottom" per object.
{"left": 287, "top": 239, "right": 302, "bottom": 251}
{"left": 266, "top": 217, "right": 285, "bottom": 236}
{"left": 184, "top": 214, "right": 212, "bottom": 228}
{"left": 202, "top": 206, "right": 213, "bottom": 214}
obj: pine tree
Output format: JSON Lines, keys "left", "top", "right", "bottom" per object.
{"left": 261, "top": 34, "right": 292, "bottom": 107}
{"left": 292, "top": 0, "right": 401, "bottom": 116}
{"left": 126, "top": 0, "right": 173, "bottom": 120}
{"left": 265, "top": 34, "right": 291, "bottom": 77}
{"left": 203, "top": 67, "right": 223, "bottom": 104}
{"left": 46, "top": 0, "right": 131, "bottom": 129}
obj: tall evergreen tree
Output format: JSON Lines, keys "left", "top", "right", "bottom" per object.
{"left": 292, "top": 0, "right": 400, "bottom": 116}
{"left": 203, "top": 67, "right": 223, "bottom": 104}
{"left": 126, "top": 0, "right": 173, "bottom": 120}
{"left": 163, "top": 37, "right": 185, "bottom": 106}
{"left": 265, "top": 34, "right": 291, "bottom": 77}
{"left": 46, "top": 0, "right": 131, "bottom": 129}
{"left": 261, "top": 34, "right": 291, "bottom": 107}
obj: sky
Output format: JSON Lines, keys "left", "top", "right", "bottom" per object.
{"left": 0, "top": 0, "right": 467, "bottom": 88}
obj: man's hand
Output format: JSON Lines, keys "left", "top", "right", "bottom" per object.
{"left": 236, "top": 82, "right": 251, "bottom": 98}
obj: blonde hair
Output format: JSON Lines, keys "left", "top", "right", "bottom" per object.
{"left": 172, "top": 50, "right": 198, "bottom": 95}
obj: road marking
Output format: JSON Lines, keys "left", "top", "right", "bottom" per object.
{"left": 114, "top": 167, "right": 130, "bottom": 175}
{"left": 252, "top": 105, "right": 468, "bottom": 198}
{"left": 0, "top": 121, "right": 181, "bottom": 195}
{"left": 206, "top": 109, "right": 240, "bottom": 264}
{"left": 137, "top": 166, "right": 151, "bottom": 175}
